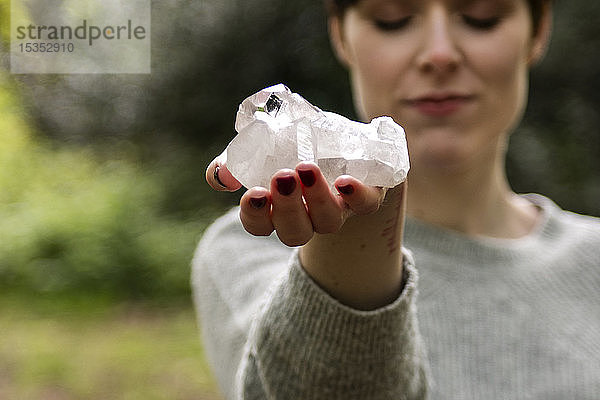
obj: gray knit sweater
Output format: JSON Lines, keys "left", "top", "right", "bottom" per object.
{"left": 192, "top": 194, "right": 600, "bottom": 399}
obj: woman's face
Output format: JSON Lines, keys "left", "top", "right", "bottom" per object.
{"left": 330, "top": 0, "right": 549, "bottom": 173}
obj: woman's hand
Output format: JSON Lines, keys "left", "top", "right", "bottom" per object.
{"left": 206, "top": 152, "right": 387, "bottom": 246}
{"left": 206, "top": 151, "right": 407, "bottom": 310}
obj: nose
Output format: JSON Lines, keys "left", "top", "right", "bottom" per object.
{"left": 416, "top": 7, "right": 461, "bottom": 73}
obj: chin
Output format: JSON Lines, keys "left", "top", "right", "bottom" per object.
{"left": 407, "top": 132, "right": 480, "bottom": 174}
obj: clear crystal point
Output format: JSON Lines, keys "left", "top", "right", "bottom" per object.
{"left": 226, "top": 84, "right": 410, "bottom": 189}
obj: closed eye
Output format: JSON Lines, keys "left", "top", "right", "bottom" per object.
{"left": 462, "top": 15, "right": 501, "bottom": 30}
{"left": 374, "top": 16, "right": 412, "bottom": 32}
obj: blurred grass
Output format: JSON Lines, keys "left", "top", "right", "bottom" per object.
{"left": 0, "top": 291, "right": 223, "bottom": 400}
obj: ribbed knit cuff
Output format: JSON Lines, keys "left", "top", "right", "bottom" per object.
{"left": 243, "top": 248, "right": 428, "bottom": 399}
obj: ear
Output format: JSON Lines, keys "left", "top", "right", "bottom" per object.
{"left": 528, "top": 2, "right": 553, "bottom": 65}
{"left": 328, "top": 16, "right": 352, "bottom": 68}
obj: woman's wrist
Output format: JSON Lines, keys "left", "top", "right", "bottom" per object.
{"left": 299, "top": 183, "right": 407, "bottom": 310}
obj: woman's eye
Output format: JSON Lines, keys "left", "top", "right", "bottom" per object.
{"left": 462, "top": 15, "right": 500, "bottom": 30}
{"left": 374, "top": 16, "right": 412, "bottom": 32}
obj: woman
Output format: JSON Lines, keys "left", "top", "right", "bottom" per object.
{"left": 193, "top": 0, "right": 600, "bottom": 398}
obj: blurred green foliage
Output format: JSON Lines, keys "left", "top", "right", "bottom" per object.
{"left": 0, "top": 69, "right": 225, "bottom": 299}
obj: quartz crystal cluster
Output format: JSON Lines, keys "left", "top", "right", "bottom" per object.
{"left": 226, "top": 84, "right": 410, "bottom": 189}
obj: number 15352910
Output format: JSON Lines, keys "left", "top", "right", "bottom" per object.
{"left": 18, "top": 42, "right": 74, "bottom": 53}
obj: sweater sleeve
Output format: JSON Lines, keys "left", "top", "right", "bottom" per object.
{"left": 237, "top": 248, "right": 429, "bottom": 399}
{"left": 192, "top": 208, "right": 429, "bottom": 400}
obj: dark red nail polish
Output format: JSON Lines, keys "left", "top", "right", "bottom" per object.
{"left": 297, "top": 169, "right": 316, "bottom": 187}
{"left": 250, "top": 196, "right": 267, "bottom": 209}
{"left": 276, "top": 176, "right": 296, "bottom": 196}
{"left": 336, "top": 184, "right": 354, "bottom": 195}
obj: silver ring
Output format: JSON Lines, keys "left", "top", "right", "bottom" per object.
{"left": 214, "top": 165, "right": 227, "bottom": 188}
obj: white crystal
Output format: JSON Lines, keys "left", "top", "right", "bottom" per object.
{"left": 226, "top": 84, "right": 410, "bottom": 189}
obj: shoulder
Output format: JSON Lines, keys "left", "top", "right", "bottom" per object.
{"left": 560, "top": 210, "right": 600, "bottom": 236}
{"left": 531, "top": 194, "right": 600, "bottom": 239}
{"left": 528, "top": 194, "right": 600, "bottom": 261}
{"left": 191, "top": 207, "right": 293, "bottom": 337}
{"left": 191, "top": 207, "right": 293, "bottom": 300}
{"left": 195, "top": 207, "right": 247, "bottom": 253}
{"left": 193, "top": 206, "right": 292, "bottom": 271}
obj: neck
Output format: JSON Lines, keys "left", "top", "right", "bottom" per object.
{"left": 406, "top": 152, "right": 539, "bottom": 239}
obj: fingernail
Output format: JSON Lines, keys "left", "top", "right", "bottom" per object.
{"left": 276, "top": 176, "right": 296, "bottom": 196}
{"left": 249, "top": 196, "right": 267, "bottom": 209}
{"left": 297, "top": 169, "right": 316, "bottom": 187}
{"left": 336, "top": 184, "right": 354, "bottom": 195}
{"left": 214, "top": 166, "right": 227, "bottom": 188}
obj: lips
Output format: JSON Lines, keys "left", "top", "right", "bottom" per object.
{"left": 406, "top": 93, "right": 474, "bottom": 117}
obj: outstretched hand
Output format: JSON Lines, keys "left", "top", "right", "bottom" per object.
{"left": 207, "top": 150, "right": 407, "bottom": 309}
{"left": 205, "top": 152, "right": 387, "bottom": 247}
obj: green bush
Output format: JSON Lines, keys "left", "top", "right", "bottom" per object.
{"left": 0, "top": 72, "right": 221, "bottom": 300}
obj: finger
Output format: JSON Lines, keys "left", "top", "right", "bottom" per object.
{"left": 205, "top": 153, "right": 242, "bottom": 192}
{"left": 295, "top": 162, "right": 346, "bottom": 234}
{"left": 270, "top": 169, "right": 314, "bottom": 247}
{"left": 239, "top": 187, "right": 274, "bottom": 236}
{"left": 334, "top": 175, "right": 387, "bottom": 215}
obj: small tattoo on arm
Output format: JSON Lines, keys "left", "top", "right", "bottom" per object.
{"left": 381, "top": 189, "right": 403, "bottom": 255}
